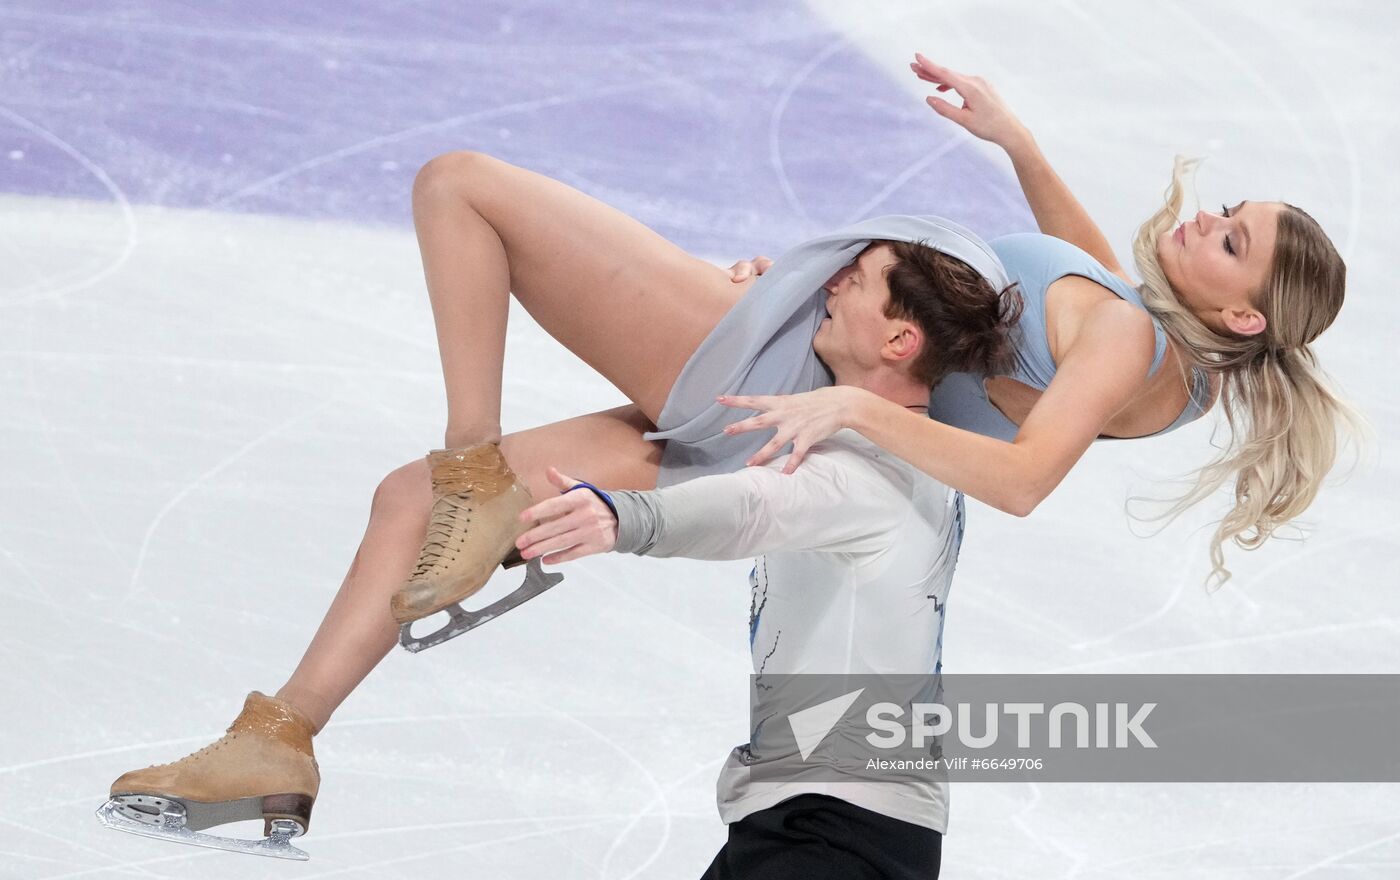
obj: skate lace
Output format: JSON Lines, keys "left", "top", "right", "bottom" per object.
{"left": 408, "top": 492, "right": 474, "bottom": 581}
{"left": 145, "top": 724, "right": 240, "bottom": 769}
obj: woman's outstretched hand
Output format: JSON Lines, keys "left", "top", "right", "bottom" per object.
{"left": 516, "top": 467, "right": 618, "bottom": 564}
{"left": 909, "top": 52, "right": 1029, "bottom": 150}
{"left": 719, "top": 386, "right": 868, "bottom": 473}
{"left": 728, "top": 255, "right": 773, "bottom": 282}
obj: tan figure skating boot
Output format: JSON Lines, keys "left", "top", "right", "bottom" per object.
{"left": 97, "top": 691, "right": 320, "bottom": 860}
{"left": 392, "top": 442, "right": 562, "bottom": 653}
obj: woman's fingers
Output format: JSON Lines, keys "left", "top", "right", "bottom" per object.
{"left": 912, "top": 54, "right": 978, "bottom": 95}
{"left": 927, "top": 95, "right": 971, "bottom": 123}
{"left": 781, "top": 442, "right": 811, "bottom": 475}
{"left": 716, "top": 394, "right": 772, "bottom": 411}
{"left": 746, "top": 432, "right": 792, "bottom": 467}
{"left": 913, "top": 53, "right": 966, "bottom": 82}
{"left": 722, "top": 414, "right": 772, "bottom": 436}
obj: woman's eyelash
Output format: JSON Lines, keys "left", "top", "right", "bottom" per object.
{"left": 1221, "top": 204, "right": 1236, "bottom": 256}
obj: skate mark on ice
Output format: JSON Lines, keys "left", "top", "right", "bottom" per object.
{"left": 292, "top": 820, "right": 609, "bottom": 879}
{"left": 0, "top": 7, "right": 812, "bottom": 56}
{"left": 1050, "top": 520, "right": 1400, "bottom": 670}
{"left": 1082, "top": 813, "right": 1400, "bottom": 877}
{"left": 323, "top": 706, "right": 678, "bottom": 875}
{"left": 841, "top": 138, "right": 966, "bottom": 227}
{"left": 1069, "top": 565, "right": 1189, "bottom": 652}
{"left": 209, "top": 81, "right": 662, "bottom": 210}
{"left": 767, "top": 41, "right": 844, "bottom": 232}
{"left": 1008, "top": 781, "right": 1090, "bottom": 878}
{"left": 0, "top": 537, "right": 252, "bottom": 689}
{"left": 1070, "top": 519, "right": 1398, "bottom": 654}
{"left": 0, "top": 730, "right": 238, "bottom": 777}
{"left": 1, "top": 347, "right": 441, "bottom": 382}
{"left": 124, "top": 395, "right": 341, "bottom": 602}
{"left": 18, "top": 310, "right": 127, "bottom": 575}
{"left": 571, "top": 563, "right": 741, "bottom": 660}
{"left": 1163, "top": 0, "right": 1357, "bottom": 260}
{"left": 1279, "top": 827, "right": 1400, "bottom": 880}
{"left": 558, "top": 708, "right": 672, "bottom": 880}
{"left": 0, "top": 814, "right": 168, "bottom": 880}
{"left": 1044, "top": 618, "right": 1399, "bottom": 674}
{"left": 0, "top": 105, "right": 137, "bottom": 307}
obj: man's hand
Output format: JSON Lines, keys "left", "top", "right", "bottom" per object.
{"left": 516, "top": 467, "right": 618, "bottom": 564}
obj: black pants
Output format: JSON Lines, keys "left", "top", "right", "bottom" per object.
{"left": 700, "top": 794, "right": 942, "bottom": 880}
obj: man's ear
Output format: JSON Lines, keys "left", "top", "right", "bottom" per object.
{"left": 1223, "top": 307, "right": 1267, "bottom": 337}
{"left": 885, "top": 322, "right": 923, "bottom": 363}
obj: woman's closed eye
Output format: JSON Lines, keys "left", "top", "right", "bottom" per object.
{"left": 1221, "top": 203, "right": 1236, "bottom": 256}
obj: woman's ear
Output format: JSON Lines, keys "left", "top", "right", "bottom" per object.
{"left": 1223, "top": 307, "right": 1267, "bottom": 337}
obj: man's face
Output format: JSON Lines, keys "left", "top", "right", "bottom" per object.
{"left": 813, "top": 243, "right": 905, "bottom": 381}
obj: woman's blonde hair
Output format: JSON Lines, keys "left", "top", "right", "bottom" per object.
{"left": 1128, "top": 156, "right": 1370, "bottom": 589}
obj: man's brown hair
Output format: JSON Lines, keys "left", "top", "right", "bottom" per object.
{"left": 881, "top": 239, "right": 1023, "bottom": 387}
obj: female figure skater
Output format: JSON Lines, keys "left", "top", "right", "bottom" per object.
{"left": 100, "top": 54, "right": 1359, "bottom": 859}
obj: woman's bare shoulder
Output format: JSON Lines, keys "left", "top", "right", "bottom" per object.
{"left": 1045, "top": 274, "right": 1152, "bottom": 363}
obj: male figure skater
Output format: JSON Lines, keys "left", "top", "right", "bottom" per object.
{"left": 516, "top": 239, "right": 1021, "bottom": 879}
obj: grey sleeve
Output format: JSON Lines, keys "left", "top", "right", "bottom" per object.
{"left": 609, "top": 487, "right": 748, "bottom": 559}
{"left": 606, "top": 451, "right": 901, "bottom": 560}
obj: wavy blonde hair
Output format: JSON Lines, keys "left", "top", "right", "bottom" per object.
{"left": 1128, "top": 156, "right": 1370, "bottom": 589}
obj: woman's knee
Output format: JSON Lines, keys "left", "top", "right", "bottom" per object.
{"left": 371, "top": 459, "right": 432, "bottom": 522}
{"left": 413, "top": 150, "right": 499, "bottom": 209}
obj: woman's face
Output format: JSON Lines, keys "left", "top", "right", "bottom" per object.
{"left": 1156, "top": 200, "right": 1284, "bottom": 337}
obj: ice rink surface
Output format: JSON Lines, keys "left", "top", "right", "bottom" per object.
{"left": 1, "top": 1, "right": 1396, "bottom": 877}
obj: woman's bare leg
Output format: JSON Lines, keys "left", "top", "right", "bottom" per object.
{"left": 276, "top": 153, "right": 749, "bottom": 730}
{"left": 275, "top": 406, "right": 660, "bottom": 733}
{"left": 411, "top": 151, "right": 750, "bottom": 447}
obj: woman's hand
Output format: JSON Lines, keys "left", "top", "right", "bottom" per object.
{"left": 718, "top": 386, "right": 869, "bottom": 473}
{"left": 516, "top": 467, "right": 618, "bottom": 564}
{"left": 909, "top": 52, "right": 1030, "bottom": 150}
{"left": 727, "top": 255, "right": 774, "bottom": 282}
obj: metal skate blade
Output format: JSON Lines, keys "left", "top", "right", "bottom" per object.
{"left": 399, "top": 556, "right": 564, "bottom": 653}
{"left": 97, "top": 798, "right": 310, "bottom": 861}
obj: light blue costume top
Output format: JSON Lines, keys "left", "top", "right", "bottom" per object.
{"left": 929, "top": 232, "right": 1213, "bottom": 444}
{"left": 644, "top": 216, "right": 1212, "bottom": 487}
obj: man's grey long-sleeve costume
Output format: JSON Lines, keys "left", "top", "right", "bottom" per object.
{"left": 607, "top": 428, "right": 966, "bottom": 833}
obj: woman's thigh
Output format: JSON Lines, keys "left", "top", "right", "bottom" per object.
{"left": 416, "top": 151, "right": 753, "bottom": 423}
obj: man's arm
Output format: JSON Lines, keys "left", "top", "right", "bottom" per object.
{"left": 610, "top": 449, "right": 900, "bottom": 560}
{"left": 514, "top": 445, "right": 908, "bottom": 564}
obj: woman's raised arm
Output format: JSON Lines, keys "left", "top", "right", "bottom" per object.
{"left": 722, "top": 294, "right": 1156, "bottom": 516}
{"left": 911, "top": 54, "right": 1130, "bottom": 282}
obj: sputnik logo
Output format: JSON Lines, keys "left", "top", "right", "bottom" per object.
{"left": 786, "top": 688, "right": 865, "bottom": 760}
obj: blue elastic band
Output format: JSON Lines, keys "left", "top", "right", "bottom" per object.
{"left": 565, "top": 480, "right": 617, "bottom": 517}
